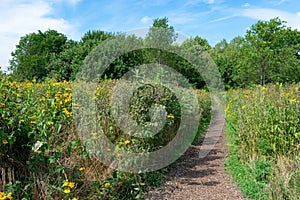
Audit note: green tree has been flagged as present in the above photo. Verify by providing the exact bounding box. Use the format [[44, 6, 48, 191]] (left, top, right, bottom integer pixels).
[[49, 30, 113, 81], [144, 17, 177, 48], [244, 17, 300, 85], [213, 18, 300, 88], [10, 30, 67, 80]]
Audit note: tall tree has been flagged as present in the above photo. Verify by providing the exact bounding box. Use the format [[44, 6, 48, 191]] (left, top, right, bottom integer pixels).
[[244, 17, 300, 85], [49, 30, 113, 81], [213, 18, 300, 88], [10, 30, 67, 80], [144, 17, 177, 48]]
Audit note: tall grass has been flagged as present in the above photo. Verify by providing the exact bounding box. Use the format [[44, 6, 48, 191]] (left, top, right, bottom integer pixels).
[[225, 83, 300, 199]]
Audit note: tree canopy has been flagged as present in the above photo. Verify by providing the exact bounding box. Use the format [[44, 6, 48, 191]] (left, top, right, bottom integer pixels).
[[8, 17, 300, 88], [213, 18, 300, 88]]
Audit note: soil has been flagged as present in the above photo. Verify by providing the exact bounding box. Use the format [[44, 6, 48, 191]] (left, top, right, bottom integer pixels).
[[145, 109, 246, 200]]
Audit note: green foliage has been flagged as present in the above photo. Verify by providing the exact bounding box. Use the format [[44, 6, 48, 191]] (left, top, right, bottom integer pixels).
[[10, 30, 67, 81], [225, 83, 300, 199], [0, 77, 211, 199], [213, 18, 300, 88], [145, 17, 177, 47]]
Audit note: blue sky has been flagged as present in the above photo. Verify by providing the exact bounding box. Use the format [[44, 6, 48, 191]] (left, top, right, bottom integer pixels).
[[1, 0, 300, 71]]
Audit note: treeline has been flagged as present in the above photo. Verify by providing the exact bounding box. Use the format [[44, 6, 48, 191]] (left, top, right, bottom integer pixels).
[[8, 17, 300, 88], [213, 17, 300, 89]]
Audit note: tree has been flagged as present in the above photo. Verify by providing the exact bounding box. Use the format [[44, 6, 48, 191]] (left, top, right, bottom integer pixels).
[[10, 30, 67, 80], [213, 18, 300, 88], [144, 17, 177, 48], [48, 30, 114, 81], [244, 17, 300, 85]]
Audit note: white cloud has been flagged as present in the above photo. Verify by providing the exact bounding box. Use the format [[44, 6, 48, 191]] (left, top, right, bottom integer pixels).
[[52, 0, 82, 6], [242, 8, 300, 30], [0, 1, 74, 71], [243, 3, 250, 7], [140, 16, 152, 24], [185, 0, 216, 6], [205, 15, 236, 24], [67, 0, 82, 5]]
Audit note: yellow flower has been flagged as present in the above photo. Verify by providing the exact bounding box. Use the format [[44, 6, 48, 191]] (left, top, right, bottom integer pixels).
[[65, 87, 72, 91], [47, 121, 54, 125], [55, 92, 62, 99], [63, 188, 71, 194], [118, 141, 123, 145], [261, 87, 267, 91], [241, 105, 246, 109], [62, 108, 72, 117], [104, 182, 111, 188], [124, 140, 130, 145], [79, 167, 85, 171], [62, 181, 69, 187], [0, 192, 6, 199], [289, 99, 296, 103], [68, 182, 75, 189], [167, 114, 175, 119], [73, 198, 79, 200], [19, 119, 25, 123], [2, 140, 8, 145], [6, 192, 12, 200]]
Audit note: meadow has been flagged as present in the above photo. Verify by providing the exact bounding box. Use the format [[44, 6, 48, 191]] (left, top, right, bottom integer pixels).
[[0, 76, 211, 199], [225, 83, 300, 199]]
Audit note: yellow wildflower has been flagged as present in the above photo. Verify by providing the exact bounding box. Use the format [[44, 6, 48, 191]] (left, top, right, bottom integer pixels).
[[62, 108, 72, 117], [124, 140, 130, 145], [6, 192, 12, 200], [65, 87, 72, 91], [2, 140, 8, 145], [261, 87, 267, 91], [167, 114, 175, 119], [0, 192, 6, 199], [63, 188, 71, 194], [289, 99, 296, 103], [19, 119, 25, 123], [68, 182, 75, 189], [62, 181, 69, 187], [241, 105, 246, 109], [79, 167, 85, 171], [118, 141, 123, 145], [73, 198, 79, 200], [55, 92, 62, 99], [104, 182, 111, 188], [47, 121, 54, 125]]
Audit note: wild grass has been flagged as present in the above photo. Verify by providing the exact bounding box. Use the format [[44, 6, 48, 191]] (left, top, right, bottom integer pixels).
[[225, 83, 300, 199]]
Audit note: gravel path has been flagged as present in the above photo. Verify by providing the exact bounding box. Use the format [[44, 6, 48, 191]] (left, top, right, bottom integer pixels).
[[145, 109, 245, 200]]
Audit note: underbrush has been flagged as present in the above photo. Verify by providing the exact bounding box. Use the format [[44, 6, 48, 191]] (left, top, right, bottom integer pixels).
[[0, 76, 211, 199], [225, 83, 300, 199]]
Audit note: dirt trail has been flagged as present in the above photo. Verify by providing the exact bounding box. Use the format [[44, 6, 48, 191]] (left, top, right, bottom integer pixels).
[[145, 109, 245, 200]]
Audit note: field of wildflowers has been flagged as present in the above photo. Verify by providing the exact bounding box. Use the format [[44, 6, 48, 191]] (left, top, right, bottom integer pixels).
[[0, 75, 211, 199], [225, 83, 300, 199]]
